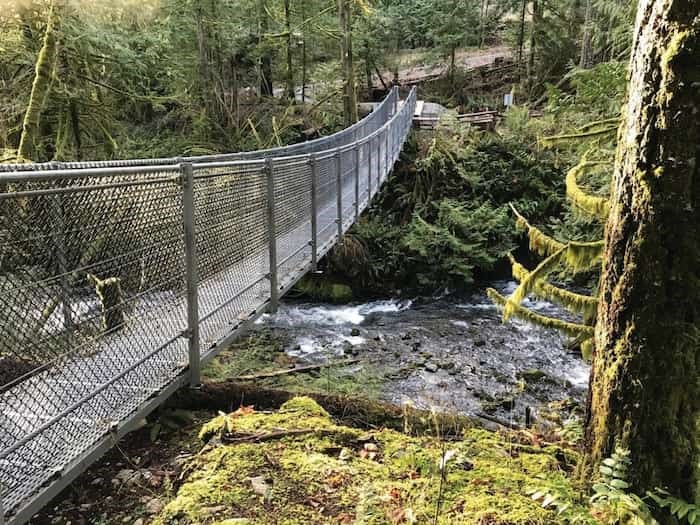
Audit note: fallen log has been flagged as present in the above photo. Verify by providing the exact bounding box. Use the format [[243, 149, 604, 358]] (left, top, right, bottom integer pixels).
[[171, 380, 485, 437], [233, 358, 361, 380]]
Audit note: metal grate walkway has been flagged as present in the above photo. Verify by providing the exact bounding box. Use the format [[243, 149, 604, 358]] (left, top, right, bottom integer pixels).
[[0, 87, 418, 524]]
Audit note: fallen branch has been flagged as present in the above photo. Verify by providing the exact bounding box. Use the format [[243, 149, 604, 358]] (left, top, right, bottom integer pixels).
[[223, 429, 319, 443], [234, 359, 361, 381]]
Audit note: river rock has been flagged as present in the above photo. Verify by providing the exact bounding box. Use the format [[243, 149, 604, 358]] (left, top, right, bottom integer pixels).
[[350, 328, 361, 336], [423, 362, 439, 373]]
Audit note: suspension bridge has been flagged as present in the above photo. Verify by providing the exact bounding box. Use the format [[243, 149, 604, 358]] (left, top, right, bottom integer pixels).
[[0, 87, 418, 524]]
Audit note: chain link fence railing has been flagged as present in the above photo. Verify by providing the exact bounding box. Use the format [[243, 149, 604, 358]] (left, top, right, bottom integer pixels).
[[0, 86, 417, 524]]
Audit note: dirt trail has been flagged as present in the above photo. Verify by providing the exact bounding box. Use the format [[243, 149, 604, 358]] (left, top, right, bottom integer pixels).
[[376, 45, 512, 87]]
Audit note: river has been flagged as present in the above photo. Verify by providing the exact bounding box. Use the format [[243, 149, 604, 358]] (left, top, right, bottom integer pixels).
[[257, 281, 590, 426]]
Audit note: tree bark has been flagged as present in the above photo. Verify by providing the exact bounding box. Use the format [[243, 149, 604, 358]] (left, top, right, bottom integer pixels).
[[526, 0, 540, 99], [284, 0, 295, 100], [18, 1, 58, 162], [585, 0, 700, 500], [338, 0, 358, 126], [259, 0, 274, 97], [517, 0, 526, 79], [579, 0, 593, 68]]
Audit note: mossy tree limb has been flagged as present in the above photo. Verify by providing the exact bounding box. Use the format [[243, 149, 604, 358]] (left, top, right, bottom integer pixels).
[[510, 254, 599, 319], [565, 160, 611, 220], [488, 288, 595, 339], [511, 204, 604, 272], [585, 0, 700, 501], [17, 1, 59, 162]]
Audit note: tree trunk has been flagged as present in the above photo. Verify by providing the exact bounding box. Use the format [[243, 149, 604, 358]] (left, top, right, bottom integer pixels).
[[579, 0, 593, 68], [517, 0, 526, 79], [585, 0, 700, 501], [338, 0, 358, 126], [478, 0, 490, 48], [301, 0, 307, 105], [284, 0, 295, 100], [526, 0, 539, 99], [259, 0, 274, 97], [18, 1, 58, 162]]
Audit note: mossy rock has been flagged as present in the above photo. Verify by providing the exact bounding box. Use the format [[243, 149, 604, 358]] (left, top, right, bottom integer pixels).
[[154, 397, 588, 524], [292, 275, 353, 303]]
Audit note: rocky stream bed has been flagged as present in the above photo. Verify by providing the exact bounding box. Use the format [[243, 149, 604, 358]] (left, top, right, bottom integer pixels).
[[257, 281, 590, 426]]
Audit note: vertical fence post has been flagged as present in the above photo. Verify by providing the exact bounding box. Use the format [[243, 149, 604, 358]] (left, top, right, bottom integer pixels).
[[376, 132, 382, 188], [309, 154, 318, 271], [181, 162, 200, 388], [354, 146, 360, 220], [384, 128, 390, 180], [367, 140, 373, 200], [265, 158, 279, 313], [336, 150, 343, 243]]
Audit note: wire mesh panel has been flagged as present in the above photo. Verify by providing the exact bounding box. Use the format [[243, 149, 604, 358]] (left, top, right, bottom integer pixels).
[[0, 166, 189, 516], [314, 152, 340, 256], [273, 158, 314, 288], [0, 87, 417, 524], [191, 162, 270, 351]]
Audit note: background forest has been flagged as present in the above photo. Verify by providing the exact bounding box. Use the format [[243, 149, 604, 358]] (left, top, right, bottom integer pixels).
[[0, 0, 633, 163]]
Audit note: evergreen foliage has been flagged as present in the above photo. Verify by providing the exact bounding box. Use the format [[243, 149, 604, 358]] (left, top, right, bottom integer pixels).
[[329, 126, 567, 295]]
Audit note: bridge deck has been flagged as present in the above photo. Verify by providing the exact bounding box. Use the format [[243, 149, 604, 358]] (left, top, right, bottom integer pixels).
[[0, 88, 417, 524]]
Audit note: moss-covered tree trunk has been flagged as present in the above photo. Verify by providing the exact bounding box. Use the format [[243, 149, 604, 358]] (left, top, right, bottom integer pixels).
[[17, 1, 58, 162], [585, 0, 700, 501]]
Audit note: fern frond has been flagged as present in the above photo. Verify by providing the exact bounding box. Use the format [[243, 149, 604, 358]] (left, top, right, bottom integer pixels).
[[488, 289, 595, 338], [566, 160, 610, 220], [509, 254, 599, 319]]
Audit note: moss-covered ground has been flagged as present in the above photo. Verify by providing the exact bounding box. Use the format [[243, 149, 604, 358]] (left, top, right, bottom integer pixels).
[[154, 397, 588, 525]]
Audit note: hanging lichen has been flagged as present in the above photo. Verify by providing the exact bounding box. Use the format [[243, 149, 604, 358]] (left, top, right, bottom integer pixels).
[[503, 247, 566, 322], [510, 255, 599, 319], [565, 159, 611, 220], [511, 204, 603, 273], [511, 204, 564, 256], [488, 288, 594, 339], [17, 1, 60, 162]]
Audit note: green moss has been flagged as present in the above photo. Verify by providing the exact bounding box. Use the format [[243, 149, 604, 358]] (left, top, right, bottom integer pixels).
[[292, 275, 353, 303], [279, 396, 331, 418], [154, 397, 590, 524]]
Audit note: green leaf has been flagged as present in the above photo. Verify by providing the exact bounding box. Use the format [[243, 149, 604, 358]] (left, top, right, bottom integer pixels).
[[602, 458, 617, 467], [599, 465, 613, 476], [592, 483, 610, 495], [677, 503, 691, 519], [610, 479, 629, 489], [541, 494, 557, 508]]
